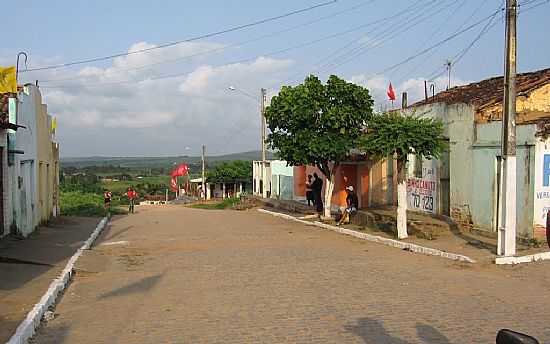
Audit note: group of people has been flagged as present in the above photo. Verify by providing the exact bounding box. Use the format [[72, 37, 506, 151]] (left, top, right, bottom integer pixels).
[[305, 173, 324, 213], [305, 173, 358, 225], [103, 187, 139, 214]]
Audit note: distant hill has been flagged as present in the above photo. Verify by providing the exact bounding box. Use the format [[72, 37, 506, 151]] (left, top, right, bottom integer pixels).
[[61, 150, 276, 169]]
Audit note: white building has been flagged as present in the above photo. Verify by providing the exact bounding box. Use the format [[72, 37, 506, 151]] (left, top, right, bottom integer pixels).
[[253, 160, 294, 200], [0, 84, 59, 237]]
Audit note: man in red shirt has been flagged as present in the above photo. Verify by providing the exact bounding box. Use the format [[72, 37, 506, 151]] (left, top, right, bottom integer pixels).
[[126, 187, 138, 214]]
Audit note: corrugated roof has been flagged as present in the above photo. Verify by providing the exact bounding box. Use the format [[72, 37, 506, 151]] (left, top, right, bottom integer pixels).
[[409, 68, 550, 111]]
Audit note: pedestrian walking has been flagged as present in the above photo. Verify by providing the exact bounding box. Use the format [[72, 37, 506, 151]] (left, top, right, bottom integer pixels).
[[126, 187, 138, 214], [306, 174, 315, 206], [337, 186, 359, 226], [311, 173, 324, 215]]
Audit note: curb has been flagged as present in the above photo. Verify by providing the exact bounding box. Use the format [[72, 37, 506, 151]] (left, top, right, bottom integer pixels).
[[495, 251, 550, 265], [6, 217, 109, 344], [258, 209, 476, 264]]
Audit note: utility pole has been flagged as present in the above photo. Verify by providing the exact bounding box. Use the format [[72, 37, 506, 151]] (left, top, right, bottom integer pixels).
[[202, 145, 206, 201], [498, 0, 517, 257], [260, 88, 268, 198], [446, 60, 452, 90]]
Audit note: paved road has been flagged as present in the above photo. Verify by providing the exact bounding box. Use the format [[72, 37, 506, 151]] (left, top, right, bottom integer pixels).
[[33, 206, 550, 343]]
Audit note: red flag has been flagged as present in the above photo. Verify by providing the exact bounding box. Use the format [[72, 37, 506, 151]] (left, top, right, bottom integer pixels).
[[170, 163, 189, 177], [172, 163, 189, 177], [387, 82, 396, 101], [170, 177, 178, 191]]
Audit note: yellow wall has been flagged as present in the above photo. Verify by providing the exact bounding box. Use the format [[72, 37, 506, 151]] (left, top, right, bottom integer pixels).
[[36, 104, 58, 223], [477, 84, 550, 123]]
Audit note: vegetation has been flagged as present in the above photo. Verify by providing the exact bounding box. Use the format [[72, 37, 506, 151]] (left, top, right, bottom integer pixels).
[[206, 160, 252, 183], [60, 191, 126, 216], [358, 112, 447, 238], [59, 155, 256, 216], [189, 198, 241, 210], [265, 75, 374, 217]]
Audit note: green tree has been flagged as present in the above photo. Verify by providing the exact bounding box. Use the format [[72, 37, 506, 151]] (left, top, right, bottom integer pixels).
[[207, 160, 252, 183], [359, 112, 447, 239], [265, 75, 374, 217]]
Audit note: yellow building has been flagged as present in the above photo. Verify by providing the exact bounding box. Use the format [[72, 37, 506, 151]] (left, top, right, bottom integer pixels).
[[36, 102, 59, 223]]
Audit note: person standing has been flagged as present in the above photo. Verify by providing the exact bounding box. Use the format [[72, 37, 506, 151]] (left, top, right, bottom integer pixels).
[[126, 187, 138, 214], [311, 173, 324, 215], [305, 174, 315, 206], [103, 190, 112, 214]]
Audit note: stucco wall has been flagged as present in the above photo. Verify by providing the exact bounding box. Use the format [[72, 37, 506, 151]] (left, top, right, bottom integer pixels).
[[13, 85, 40, 235], [533, 139, 550, 238], [0, 132, 10, 236], [478, 84, 550, 123], [270, 161, 293, 200]]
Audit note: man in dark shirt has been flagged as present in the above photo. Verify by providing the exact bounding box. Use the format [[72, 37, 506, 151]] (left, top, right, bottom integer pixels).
[[337, 186, 358, 226], [311, 173, 324, 215]]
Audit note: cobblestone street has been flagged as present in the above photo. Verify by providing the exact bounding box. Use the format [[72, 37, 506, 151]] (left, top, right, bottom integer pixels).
[[33, 206, 550, 343]]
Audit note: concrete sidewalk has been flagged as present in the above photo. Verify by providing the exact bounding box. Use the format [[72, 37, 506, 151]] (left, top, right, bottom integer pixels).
[[0, 217, 100, 342], [253, 196, 549, 264]]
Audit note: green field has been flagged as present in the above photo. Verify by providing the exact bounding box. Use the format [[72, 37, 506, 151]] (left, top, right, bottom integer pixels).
[[61, 150, 275, 169], [60, 191, 127, 216], [101, 175, 173, 194]]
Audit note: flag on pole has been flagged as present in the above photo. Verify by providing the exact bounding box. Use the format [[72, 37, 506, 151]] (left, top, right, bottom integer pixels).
[[0, 67, 17, 93], [386, 82, 396, 101], [170, 177, 178, 192]]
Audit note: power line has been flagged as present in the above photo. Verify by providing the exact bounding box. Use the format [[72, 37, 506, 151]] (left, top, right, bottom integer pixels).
[[373, 8, 503, 78], [394, 0, 470, 80], [47, 4, 439, 89], [316, 0, 458, 75], [281, 0, 430, 84], [40, 0, 377, 84], [21, 0, 337, 73], [425, 0, 545, 81]]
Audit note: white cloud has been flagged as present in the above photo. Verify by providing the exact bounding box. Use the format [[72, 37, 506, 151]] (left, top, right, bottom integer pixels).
[[7, 43, 295, 156]]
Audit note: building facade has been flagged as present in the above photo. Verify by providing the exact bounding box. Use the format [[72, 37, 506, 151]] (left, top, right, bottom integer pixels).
[[403, 68, 550, 239], [0, 84, 59, 237]]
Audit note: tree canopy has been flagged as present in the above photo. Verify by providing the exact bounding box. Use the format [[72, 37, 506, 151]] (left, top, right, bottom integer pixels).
[[206, 160, 252, 183], [359, 111, 447, 164], [265, 75, 374, 178]]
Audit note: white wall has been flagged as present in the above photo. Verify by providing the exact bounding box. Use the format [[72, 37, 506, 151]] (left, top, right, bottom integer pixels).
[[12, 85, 40, 236], [533, 139, 550, 236]]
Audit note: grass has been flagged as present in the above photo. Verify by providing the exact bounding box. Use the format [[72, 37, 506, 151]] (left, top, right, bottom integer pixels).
[[101, 175, 172, 194], [60, 191, 127, 217], [189, 198, 241, 210]]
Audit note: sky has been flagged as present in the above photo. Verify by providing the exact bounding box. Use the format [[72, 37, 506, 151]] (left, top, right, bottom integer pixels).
[[3, 0, 549, 157]]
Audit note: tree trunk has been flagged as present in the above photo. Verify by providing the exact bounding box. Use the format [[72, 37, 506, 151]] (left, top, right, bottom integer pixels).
[[323, 171, 336, 219], [396, 159, 408, 239]]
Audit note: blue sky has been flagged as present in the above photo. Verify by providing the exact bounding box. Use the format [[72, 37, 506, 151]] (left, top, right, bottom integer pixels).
[[3, 0, 549, 156]]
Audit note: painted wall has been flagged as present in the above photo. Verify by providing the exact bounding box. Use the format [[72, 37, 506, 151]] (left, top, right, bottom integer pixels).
[[533, 139, 550, 238], [406, 158, 438, 214], [294, 163, 367, 210], [471, 122, 536, 237], [293, 166, 306, 200], [12, 85, 40, 236], [0, 132, 10, 237], [270, 160, 294, 200], [405, 101, 542, 238], [252, 161, 271, 196]]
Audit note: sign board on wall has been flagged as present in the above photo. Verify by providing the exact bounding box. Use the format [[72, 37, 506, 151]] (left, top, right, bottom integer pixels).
[[533, 143, 550, 232], [407, 164, 437, 214]]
